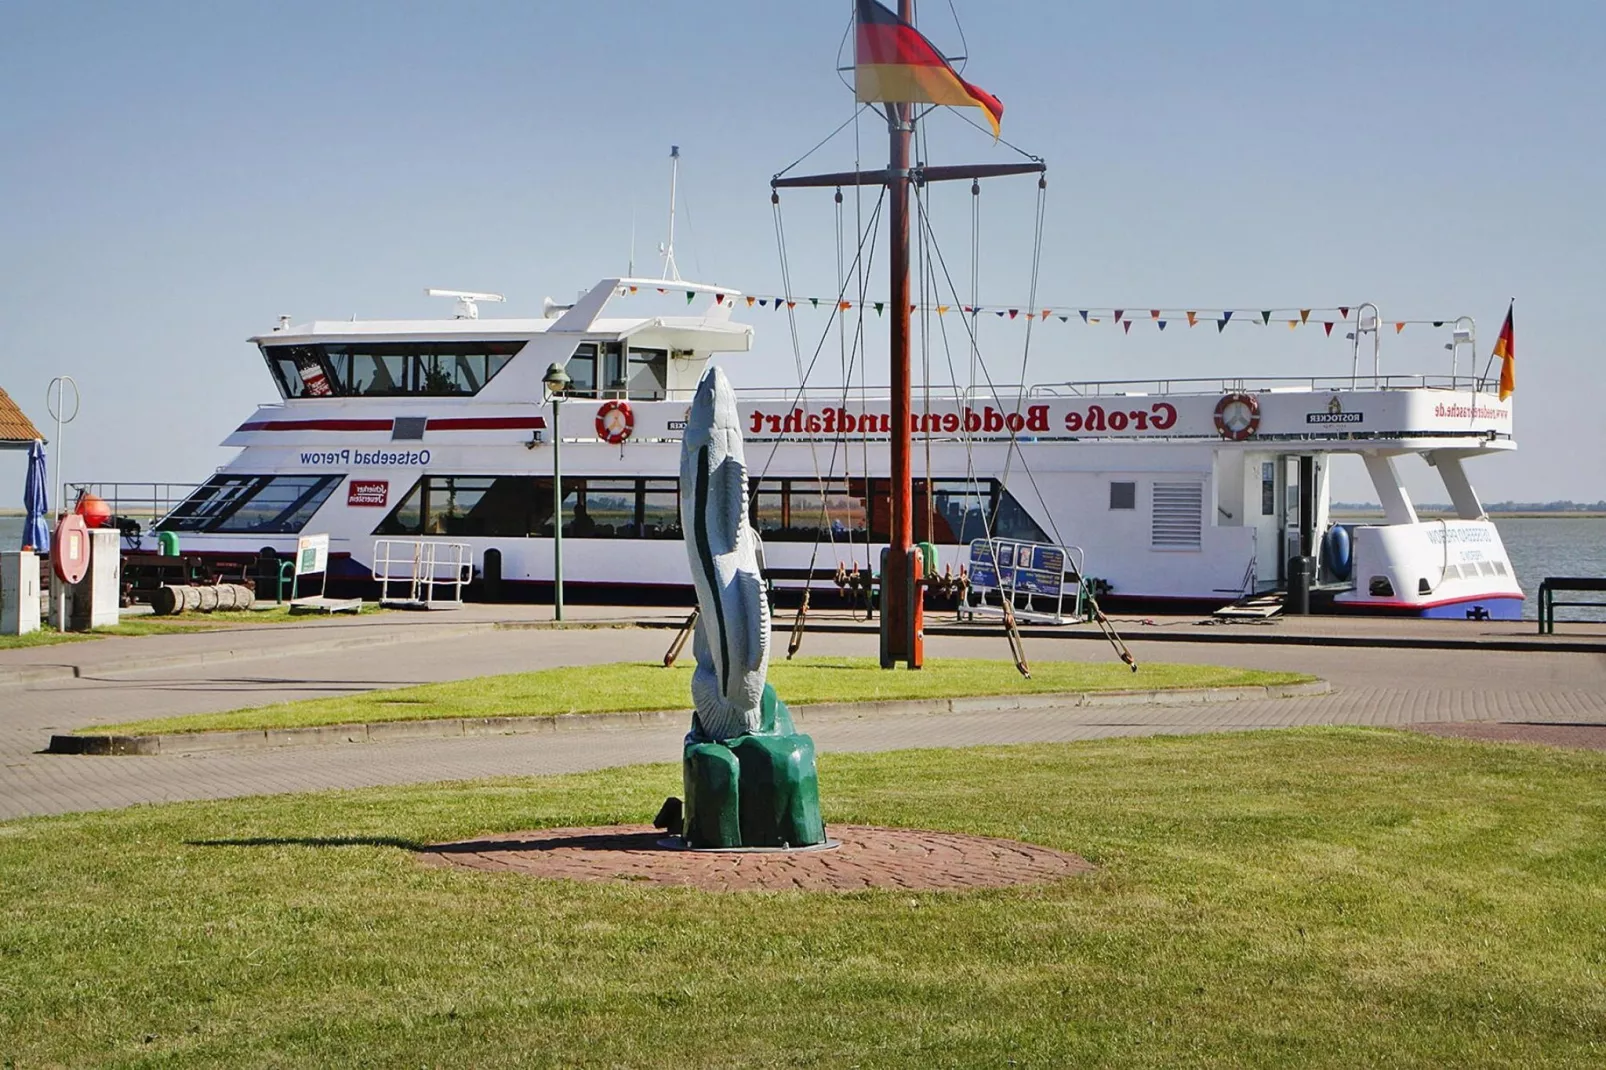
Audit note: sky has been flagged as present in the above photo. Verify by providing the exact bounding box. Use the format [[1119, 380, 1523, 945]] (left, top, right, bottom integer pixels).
[[2, 0, 1603, 508]]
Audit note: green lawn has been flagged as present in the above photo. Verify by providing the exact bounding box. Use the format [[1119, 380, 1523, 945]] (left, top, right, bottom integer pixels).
[[0, 603, 379, 652], [79, 656, 1314, 737], [1, 729, 1603, 1067]]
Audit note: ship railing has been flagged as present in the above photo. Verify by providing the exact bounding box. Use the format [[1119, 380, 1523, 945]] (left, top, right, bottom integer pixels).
[[1026, 374, 1497, 398], [64, 482, 200, 551], [727, 385, 1031, 404]]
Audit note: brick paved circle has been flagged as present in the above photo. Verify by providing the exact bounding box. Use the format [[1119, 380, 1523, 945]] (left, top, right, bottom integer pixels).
[[419, 824, 1095, 891]]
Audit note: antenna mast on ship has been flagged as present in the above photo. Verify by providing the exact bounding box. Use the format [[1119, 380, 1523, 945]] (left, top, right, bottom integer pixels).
[[772, 0, 1044, 669], [661, 145, 683, 282]]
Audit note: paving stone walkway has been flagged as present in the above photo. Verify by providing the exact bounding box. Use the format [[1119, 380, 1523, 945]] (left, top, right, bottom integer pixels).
[[419, 824, 1095, 891], [4, 622, 1603, 821]]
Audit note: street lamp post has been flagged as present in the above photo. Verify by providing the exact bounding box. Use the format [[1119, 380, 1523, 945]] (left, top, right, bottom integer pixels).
[[542, 362, 573, 621]]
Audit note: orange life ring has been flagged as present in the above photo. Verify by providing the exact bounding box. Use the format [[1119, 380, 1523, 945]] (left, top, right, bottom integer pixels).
[[1213, 392, 1260, 440], [595, 399, 634, 444]]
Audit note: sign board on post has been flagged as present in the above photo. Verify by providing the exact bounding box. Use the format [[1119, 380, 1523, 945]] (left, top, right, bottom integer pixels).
[[287, 533, 360, 615], [295, 533, 330, 578]]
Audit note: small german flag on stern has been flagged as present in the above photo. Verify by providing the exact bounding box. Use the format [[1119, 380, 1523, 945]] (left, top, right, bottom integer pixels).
[[1493, 301, 1515, 401], [855, 0, 1004, 137]]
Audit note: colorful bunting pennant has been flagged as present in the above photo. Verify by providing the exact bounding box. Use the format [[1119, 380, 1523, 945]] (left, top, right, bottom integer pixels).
[[1186, 311, 1198, 327], [745, 295, 755, 307], [1218, 311, 1233, 332], [1008, 309, 1019, 319], [714, 293, 724, 304], [1260, 310, 1272, 324], [1323, 322, 1335, 336], [810, 297, 819, 308], [1150, 309, 1161, 320], [874, 302, 884, 315], [1122, 320, 1132, 334], [1395, 322, 1405, 334], [1157, 320, 1167, 331], [937, 304, 950, 315], [1338, 306, 1349, 319], [1300, 309, 1311, 324], [1287, 320, 1298, 330], [686, 291, 695, 304], [1078, 310, 1089, 323], [840, 300, 852, 311]]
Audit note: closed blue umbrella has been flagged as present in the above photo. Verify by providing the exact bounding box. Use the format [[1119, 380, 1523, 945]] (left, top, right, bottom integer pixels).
[[22, 439, 49, 553]]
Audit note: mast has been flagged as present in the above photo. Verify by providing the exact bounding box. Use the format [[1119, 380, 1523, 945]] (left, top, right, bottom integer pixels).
[[883, 0, 918, 668], [770, 0, 1044, 670], [662, 145, 682, 282]]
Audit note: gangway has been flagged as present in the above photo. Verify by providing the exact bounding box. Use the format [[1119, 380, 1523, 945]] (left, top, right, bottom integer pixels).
[[373, 539, 471, 609]]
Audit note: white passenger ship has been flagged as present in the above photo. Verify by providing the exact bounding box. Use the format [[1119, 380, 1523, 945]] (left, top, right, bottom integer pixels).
[[156, 279, 1522, 619]]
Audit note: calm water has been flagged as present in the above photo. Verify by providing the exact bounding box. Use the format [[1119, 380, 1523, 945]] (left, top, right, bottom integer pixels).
[[3, 514, 1602, 621]]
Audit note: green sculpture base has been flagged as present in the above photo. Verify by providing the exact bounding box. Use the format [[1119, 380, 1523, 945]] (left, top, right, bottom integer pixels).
[[681, 685, 826, 849]]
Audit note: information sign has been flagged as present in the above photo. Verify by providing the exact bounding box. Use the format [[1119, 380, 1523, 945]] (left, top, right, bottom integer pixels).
[[295, 533, 330, 577]]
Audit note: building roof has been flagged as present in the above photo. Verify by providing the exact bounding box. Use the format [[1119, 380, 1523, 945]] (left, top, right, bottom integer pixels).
[[0, 386, 45, 449]]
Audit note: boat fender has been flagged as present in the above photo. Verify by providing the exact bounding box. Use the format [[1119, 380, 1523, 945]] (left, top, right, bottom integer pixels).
[[595, 400, 634, 444], [1213, 392, 1260, 440], [1323, 524, 1353, 582]]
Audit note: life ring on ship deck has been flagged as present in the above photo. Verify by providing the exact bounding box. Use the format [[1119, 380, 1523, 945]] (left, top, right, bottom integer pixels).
[[1213, 392, 1260, 440], [595, 400, 634, 444]]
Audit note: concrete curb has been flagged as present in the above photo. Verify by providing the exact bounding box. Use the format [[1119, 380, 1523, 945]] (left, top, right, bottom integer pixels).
[[47, 679, 1330, 756]]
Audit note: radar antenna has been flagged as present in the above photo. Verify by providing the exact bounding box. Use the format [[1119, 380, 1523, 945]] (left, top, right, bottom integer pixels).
[[424, 288, 505, 320]]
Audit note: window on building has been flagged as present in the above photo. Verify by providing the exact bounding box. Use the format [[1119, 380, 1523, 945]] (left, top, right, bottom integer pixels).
[[160, 475, 341, 534], [1109, 481, 1136, 510]]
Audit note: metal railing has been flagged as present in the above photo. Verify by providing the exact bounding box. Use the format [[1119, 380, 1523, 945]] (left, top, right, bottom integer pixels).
[[372, 538, 472, 609], [961, 538, 1087, 625], [64, 482, 200, 550], [1027, 374, 1497, 398]]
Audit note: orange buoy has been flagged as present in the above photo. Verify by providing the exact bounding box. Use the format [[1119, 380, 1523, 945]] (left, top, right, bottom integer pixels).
[[75, 493, 113, 529]]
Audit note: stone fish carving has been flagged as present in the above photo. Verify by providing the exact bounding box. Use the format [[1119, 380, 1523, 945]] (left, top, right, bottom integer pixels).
[[675, 367, 825, 848]]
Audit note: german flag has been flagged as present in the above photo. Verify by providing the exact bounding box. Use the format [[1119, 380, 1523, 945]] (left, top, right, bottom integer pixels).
[[855, 0, 1004, 137], [1493, 301, 1515, 400]]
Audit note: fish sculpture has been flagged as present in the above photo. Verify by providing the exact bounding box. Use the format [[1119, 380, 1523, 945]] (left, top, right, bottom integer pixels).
[[674, 366, 825, 848], [678, 365, 770, 740]]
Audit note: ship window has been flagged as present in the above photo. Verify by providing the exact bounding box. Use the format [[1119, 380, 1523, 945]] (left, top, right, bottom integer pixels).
[[1109, 481, 1136, 510], [629, 348, 668, 399], [749, 477, 1047, 545], [923, 481, 993, 544], [374, 476, 689, 540], [377, 475, 550, 538], [160, 474, 340, 534], [563, 344, 599, 398], [260, 341, 523, 399], [1369, 576, 1395, 597], [1494, 560, 1508, 575], [640, 480, 683, 540]]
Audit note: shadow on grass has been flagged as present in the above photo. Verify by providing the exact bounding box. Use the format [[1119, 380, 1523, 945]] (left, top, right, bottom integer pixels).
[[188, 836, 427, 851], [186, 831, 670, 856]]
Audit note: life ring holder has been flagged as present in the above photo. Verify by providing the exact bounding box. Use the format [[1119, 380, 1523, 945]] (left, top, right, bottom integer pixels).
[[1213, 392, 1261, 441], [595, 399, 634, 444]]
